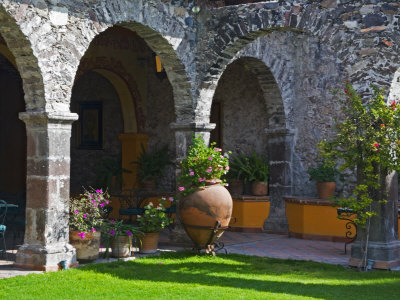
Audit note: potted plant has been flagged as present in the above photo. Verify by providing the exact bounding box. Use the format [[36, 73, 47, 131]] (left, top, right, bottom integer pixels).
[[101, 219, 143, 258], [307, 162, 340, 200], [178, 136, 232, 250], [69, 188, 110, 262], [131, 144, 172, 190], [137, 197, 174, 253], [95, 157, 131, 192], [246, 152, 269, 196], [226, 153, 249, 195]]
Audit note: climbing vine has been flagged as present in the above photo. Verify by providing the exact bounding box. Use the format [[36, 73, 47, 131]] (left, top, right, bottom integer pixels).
[[319, 82, 400, 227]]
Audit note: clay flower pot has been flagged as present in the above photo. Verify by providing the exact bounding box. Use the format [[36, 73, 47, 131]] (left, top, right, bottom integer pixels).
[[111, 235, 132, 258], [69, 231, 101, 262], [317, 182, 336, 200], [251, 181, 268, 196], [179, 182, 232, 249], [229, 179, 244, 195], [140, 232, 160, 254]]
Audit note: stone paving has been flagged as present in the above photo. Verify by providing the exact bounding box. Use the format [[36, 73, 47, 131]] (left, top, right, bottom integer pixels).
[[0, 231, 351, 279]]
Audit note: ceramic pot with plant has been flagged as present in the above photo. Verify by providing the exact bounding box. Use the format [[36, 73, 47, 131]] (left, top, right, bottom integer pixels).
[[101, 219, 143, 258], [137, 197, 174, 253], [307, 163, 339, 200], [226, 153, 249, 195], [69, 188, 110, 262], [131, 144, 172, 190], [178, 136, 232, 250], [247, 152, 269, 196]]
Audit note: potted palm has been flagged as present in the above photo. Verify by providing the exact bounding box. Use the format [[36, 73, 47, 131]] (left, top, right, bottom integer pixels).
[[226, 153, 249, 195], [69, 188, 110, 262], [137, 197, 174, 253], [95, 157, 131, 192], [307, 162, 340, 200], [131, 144, 172, 190], [247, 152, 269, 196], [101, 219, 143, 258]]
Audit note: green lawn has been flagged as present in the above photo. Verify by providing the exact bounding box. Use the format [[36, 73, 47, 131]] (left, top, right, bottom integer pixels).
[[1, 252, 400, 299]]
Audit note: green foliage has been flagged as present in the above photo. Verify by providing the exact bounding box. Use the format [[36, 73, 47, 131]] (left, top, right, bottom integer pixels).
[[307, 163, 340, 182], [178, 135, 231, 196], [137, 197, 174, 233], [69, 188, 110, 234], [95, 157, 131, 191], [131, 144, 172, 186], [319, 83, 400, 227], [227, 152, 269, 183]]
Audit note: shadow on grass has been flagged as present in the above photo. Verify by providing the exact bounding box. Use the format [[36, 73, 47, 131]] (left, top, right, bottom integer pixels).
[[81, 252, 400, 299]]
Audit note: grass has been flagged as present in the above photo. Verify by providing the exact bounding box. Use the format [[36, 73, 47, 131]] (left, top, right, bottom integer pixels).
[[1, 252, 400, 299]]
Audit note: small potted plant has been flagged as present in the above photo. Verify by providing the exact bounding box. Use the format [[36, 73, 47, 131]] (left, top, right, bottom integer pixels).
[[69, 188, 110, 262], [246, 152, 269, 196], [137, 197, 174, 253], [131, 144, 172, 190], [226, 153, 249, 195], [101, 219, 143, 258], [95, 157, 131, 192], [307, 162, 340, 200]]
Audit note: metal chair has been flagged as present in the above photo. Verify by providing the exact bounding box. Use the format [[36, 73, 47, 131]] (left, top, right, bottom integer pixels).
[[0, 200, 8, 259]]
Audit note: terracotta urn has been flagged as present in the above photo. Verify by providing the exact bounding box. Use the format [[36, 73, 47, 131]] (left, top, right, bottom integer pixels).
[[179, 182, 233, 249], [69, 230, 101, 262], [111, 235, 132, 258], [251, 181, 268, 196], [317, 182, 336, 200], [140, 232, 160, 254]]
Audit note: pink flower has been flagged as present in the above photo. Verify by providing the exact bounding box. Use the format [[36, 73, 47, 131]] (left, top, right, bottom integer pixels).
[[74, 210, 79, 214], [100, 203, 104, 207], [77, 232, 85, 239], [126, 230, 132, 236], [96, 189, 102, 193], [215, 148, 222, 152], [374, 143, 379, 147], [168, 197, 174, 202], [149, 202, 153, 206], [89, 194, 93, 198], [83, 214, 87, 218], [157, 206, 162, 210], [208, 157, 213, 160], [91, 200, 96, 204], [178, 187, 185, 191], [198, 177, 205, 182], [225, 166, 230, 170], [206, 167, 212, 173], [189, 171, 195, 176], [106, 200, 109, 204], [111, 219, 115, 223], [225, 183, 229, 187], [91, 228, 96, 232]]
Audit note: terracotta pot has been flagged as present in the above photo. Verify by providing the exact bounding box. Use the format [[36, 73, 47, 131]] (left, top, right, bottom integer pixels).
[[179, 183, 232, 249], [229, 180, 244, 195], [69, 231, 101, 262], [141, 179, 157, 190], [251, 181, 268, 196], [317, 182, 336, 200], [111, 235, 132, 258], [140, 232, 159, 254]]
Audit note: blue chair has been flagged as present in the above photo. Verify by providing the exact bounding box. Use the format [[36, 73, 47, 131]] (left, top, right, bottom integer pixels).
[[0, 200, 8, 259]]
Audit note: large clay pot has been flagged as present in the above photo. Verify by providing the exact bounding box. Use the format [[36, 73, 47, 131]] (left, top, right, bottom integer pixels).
[[317, 182, 336, 200], [251, 181, 268, 196], [179, 183, 233, 249], [140, 232, 159, 254], [69, 231, 101, 262], [111, 235, 132, 258]]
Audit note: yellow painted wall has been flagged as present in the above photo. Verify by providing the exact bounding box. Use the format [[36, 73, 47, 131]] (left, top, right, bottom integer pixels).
[[286, 202, 356, 238], [230, 199, 270, 229]]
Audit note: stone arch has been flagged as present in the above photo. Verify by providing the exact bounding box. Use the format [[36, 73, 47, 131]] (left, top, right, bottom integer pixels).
[[0, 5, 45, 110]]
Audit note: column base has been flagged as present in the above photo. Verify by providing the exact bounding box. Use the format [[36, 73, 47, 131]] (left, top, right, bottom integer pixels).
[[15, 243, 77, 272], [350, 240, 400, 270], [263, 216, 289, 234]]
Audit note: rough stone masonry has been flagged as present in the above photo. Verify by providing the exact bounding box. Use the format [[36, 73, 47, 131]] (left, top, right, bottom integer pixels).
[[0, 0, 399, 269]]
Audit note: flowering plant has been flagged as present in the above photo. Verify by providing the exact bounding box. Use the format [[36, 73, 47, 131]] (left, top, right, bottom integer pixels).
[[178, 136, 231, 196], [137, 197, 174, 233], [69, 188, 110, 239]]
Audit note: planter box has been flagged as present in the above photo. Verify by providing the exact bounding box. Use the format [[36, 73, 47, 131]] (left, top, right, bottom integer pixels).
[[284, 196, 355, 242], [229, 196, 270, 232]]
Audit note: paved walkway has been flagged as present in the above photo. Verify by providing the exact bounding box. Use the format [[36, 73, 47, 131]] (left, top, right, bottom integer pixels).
[[0, 231, 350, 279]]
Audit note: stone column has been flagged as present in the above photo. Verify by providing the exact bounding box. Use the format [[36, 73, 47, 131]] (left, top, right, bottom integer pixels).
[[15, 111, 78, 271], [263, 128, 294, 233], [350, 171, 400, 270], [169, 122, 216, 245]]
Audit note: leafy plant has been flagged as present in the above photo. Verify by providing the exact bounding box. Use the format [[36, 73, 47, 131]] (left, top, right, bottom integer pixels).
[[227, 152, 269, 183], [101, 219, 143, 258], [131, 144, 172, 186], [137, 197, 174, 233], [319, 83, 400, 228], [307, 163, 340, 182], [226, 153, 250, 182], [69, 188, 110, 238], [178, 135, 231, 196], [95, 157, 131, 191]]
